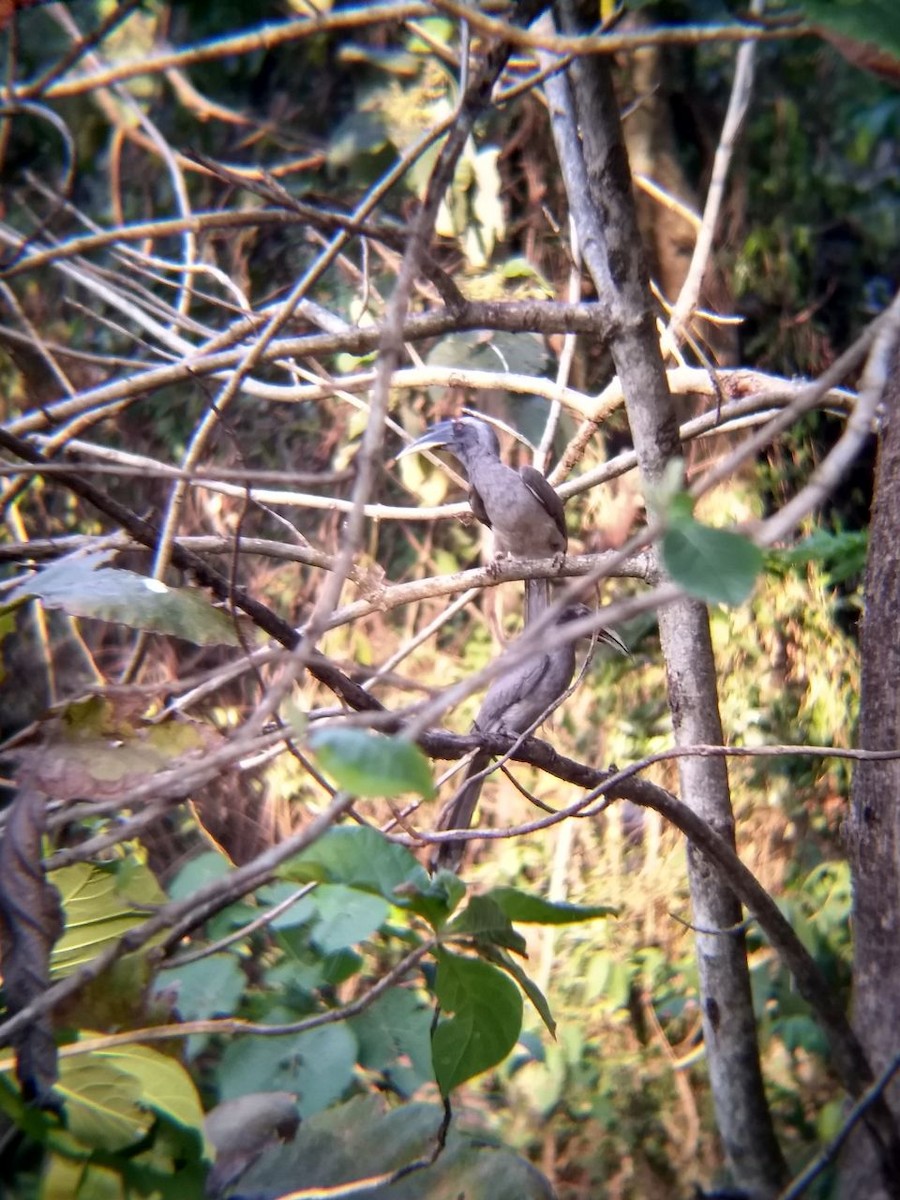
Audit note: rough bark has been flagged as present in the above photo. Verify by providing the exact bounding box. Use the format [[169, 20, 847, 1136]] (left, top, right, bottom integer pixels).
[[547, 5, 788, 1193], [842, 339, 900, 1198]]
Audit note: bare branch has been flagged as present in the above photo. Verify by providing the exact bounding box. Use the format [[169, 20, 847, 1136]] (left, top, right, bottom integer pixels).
[[431, 2, 809, 56]]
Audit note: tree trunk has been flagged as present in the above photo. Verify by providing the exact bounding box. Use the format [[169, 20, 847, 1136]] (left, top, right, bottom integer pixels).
[[842, 338, 900, 1198], [545, 5, 788, 1193]]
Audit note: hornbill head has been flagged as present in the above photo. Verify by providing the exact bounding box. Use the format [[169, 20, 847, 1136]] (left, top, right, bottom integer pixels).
[[558, 602, 630, 657], [397, 415, 501, 462]]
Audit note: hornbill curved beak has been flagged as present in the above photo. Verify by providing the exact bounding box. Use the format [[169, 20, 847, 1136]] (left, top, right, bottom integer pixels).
[[595, 626, 630, 657], [559, 602, 629, 658], [396, 420, 459, 459]]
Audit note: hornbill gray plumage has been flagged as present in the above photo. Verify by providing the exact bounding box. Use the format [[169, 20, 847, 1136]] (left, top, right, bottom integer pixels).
[[431, 604, 626, 872], [399, 415, 567, 623]]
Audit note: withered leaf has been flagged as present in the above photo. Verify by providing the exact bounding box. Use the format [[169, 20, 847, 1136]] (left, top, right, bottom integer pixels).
[[15, 698, 221, 803]]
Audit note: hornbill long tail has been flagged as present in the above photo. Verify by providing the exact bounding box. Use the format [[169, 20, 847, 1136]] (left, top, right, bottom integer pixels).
[[431, 604, 627, 872], [399, 415, 567, 623]]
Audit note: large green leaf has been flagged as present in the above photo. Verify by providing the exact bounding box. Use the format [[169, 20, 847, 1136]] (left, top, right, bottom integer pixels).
[[55, 1058, 149, 1153], [280, 826, 431, 907], [309, 728, 436, 799], [485, 887, 618, 925], [663, 516, 763, 606], [36, 1154, 123, 1200], [445, 895, 527, 955], [350, 989, 435, 1096], [50, 861, 168, 978], [235, 1094, 556, 1199], [84, 1042, 206, 1139], [307, 884, 391, 953], [56, 1042, 206, 1154], [166, 850, 232, 900], [7, 550, 242, 646], [217, 1022, 358, 1119], [431, 950, 523, 1095], [155, 954, 246, 1022], [482, 945, 556, 1040]]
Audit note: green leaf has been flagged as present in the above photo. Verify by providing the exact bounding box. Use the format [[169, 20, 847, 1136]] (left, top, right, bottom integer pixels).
[[350, 989, 435, 1095], [499, 257, 554, 295], [482, 945, 556, 1039], [56, 1057, 150, 1153], [485, 887, 618, 925], [155, 954, 246, 1022], [234, 1094, 556, 1199], [309, 728, 436, 799], [663, 517, 763, 605], [426, 329, 547, 381], [802, 0, 900, 61], [405, 15, 454, 54], [167, 850, 231, 900], [431, 950, 523, 1094], [646, 459, 688, 517], [307, 884, 391, 953], [281, 826, 431, 906], [399, 870, 467, 931], [667, 489, 695, 524], [217, 1022, 358, 1119], [280, 827, 459, 931], [7, 550, 243, 646], [767, 528, 868, 585], [773, 1013, 829, 1059], [56, 1042, 206, 1154], [50, 862, 168, 978], [39, 1155, 122, 1200], [424, 870, 467, 919], [87, 1042, 206, 1140], [446, 895, 527, 955]]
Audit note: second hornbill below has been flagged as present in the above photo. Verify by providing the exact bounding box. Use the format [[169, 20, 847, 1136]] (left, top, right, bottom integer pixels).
[[399, 415, 567, 623], [431, 604, 626, 872]]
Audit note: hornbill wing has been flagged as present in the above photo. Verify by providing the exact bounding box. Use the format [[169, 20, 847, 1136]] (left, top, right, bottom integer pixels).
[[468, 483, 492, 530], [430, 643, 573, 874], [474, 653, 558, 735], [518, 466, 567, 623], [519, 466, 567, 552], [430, 604, 624, 873]]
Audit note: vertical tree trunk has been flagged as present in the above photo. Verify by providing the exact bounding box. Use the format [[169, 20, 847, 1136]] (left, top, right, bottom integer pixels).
[[842, 339, 900, 1198], [546, 6, 788, 1192]]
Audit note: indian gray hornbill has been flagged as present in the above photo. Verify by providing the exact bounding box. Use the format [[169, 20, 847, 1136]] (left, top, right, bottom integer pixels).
[[399, 415, 567, 623], [431, 604, 626, 872]]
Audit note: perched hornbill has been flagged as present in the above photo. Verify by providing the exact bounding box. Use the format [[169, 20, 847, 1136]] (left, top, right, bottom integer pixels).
[[400, 415, 567, 623], [431, 604, 626, 871]]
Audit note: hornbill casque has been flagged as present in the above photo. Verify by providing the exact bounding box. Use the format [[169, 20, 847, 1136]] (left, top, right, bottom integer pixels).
[[431, 604, 627, 872], [399, 415, 567, 623]]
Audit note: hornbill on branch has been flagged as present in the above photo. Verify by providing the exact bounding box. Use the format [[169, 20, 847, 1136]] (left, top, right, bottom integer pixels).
[[399, 415, 567, 623], [431, 604, 627, 872]]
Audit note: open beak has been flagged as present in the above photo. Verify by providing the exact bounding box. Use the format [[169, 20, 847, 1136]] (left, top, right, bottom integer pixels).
[[395, 419, 457, 460], [562, 604, 629, 657], [595, 627, 630, 657]]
